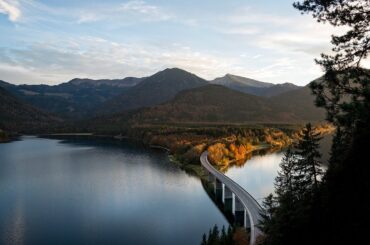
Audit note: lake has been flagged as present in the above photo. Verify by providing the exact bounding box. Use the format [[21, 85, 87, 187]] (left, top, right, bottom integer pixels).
[[225, 134, 332, 204], [0, 135, 331, 244], [225, 152, 284, 203], [0, 137, 228, 245]]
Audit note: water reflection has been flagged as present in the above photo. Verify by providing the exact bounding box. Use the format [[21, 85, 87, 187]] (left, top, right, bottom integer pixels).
[[225, 152, 284, 203], [3, 200, 25, 245], [224, 135, 332, 203], [0, 136, 228, 245]]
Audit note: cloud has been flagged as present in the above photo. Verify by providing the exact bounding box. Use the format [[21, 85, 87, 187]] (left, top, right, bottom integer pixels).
[[219, 8, 349, 57], [1, 2, 345, 86], [76, 12, 100, 24], [219, 26, 260, 35], [76, 1, 173, 24], [1, 0, 173, 25], [120, 0, 162, 15], [0, 31, 328, 86], [1, 36, 314, 85], [228, 8, 293, 27], [0, 0, 21, 22], [0, 37, 240, 84]]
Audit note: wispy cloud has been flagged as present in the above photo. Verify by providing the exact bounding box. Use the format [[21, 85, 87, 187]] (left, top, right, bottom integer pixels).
[[0, 37, 241, 84], [219, 7, 349, 57], [120, 0, 166, 15], [2, 1, 363, 86], [77, 0, 173, 24], [0, 34, 325, 85], [0, 0, 21, 22]]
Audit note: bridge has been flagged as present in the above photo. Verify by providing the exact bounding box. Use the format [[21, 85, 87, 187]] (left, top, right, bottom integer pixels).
[[200, 151, 264, 245]]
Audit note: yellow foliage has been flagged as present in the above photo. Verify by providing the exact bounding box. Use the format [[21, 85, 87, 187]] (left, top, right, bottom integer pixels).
[[208, 143, 227, 166]]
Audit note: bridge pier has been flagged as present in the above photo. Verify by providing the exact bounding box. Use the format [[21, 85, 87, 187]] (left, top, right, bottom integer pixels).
[[245, 208, 250, 229], [222, 183, 225, 203], [201, 151, 263, 245], [224, 186, 234, 213], [235, 196, 250, 228], [208, 171, 215, 182], [215, 178, 223, 203], [232, 193, 235, 215]]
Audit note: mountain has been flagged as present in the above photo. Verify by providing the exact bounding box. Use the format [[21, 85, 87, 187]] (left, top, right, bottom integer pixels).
[[129, 84, 273, 123], [1, 68, 318, 127], [0, 87, 61, 132], [0, 77, 144, 119], [67, 77, 143, 87], [212, 74, 273, 88], [125, 84, 324, 124], [210, 74, 300, 97], [98, 68, 208, 114], [269, 85, 326, 122]]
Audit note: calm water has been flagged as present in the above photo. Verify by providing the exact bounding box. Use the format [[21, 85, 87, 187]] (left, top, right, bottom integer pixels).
[[225, 152, 284, 203], [225, 134, 332, 203], [0, 137, 228, 245]]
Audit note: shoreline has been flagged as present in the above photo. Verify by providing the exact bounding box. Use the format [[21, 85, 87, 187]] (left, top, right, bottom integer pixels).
[[15, 122, 334, 178]]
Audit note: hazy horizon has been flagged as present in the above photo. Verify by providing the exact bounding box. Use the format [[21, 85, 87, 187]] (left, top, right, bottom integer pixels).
[[1, 67, 311, 86]]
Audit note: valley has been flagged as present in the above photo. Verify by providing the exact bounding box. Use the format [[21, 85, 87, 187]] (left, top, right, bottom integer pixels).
[[1, 68, 318, 124], [0, 67, 332, 168]]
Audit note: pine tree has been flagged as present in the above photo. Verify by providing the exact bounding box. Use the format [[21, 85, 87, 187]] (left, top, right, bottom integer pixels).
[[207, 229, 213, 244], [227, 226, 233, 245], [201, 225, 235, 245], [275, 147, 298, 198], [220, 226, 227, 245], [201, 233, 207, 245], [260, 147, 303, 245], [295, 123, 323, 193], [260, 125, 326, 245], [202, 225, 221, 245], [259, 194, 276, 243]]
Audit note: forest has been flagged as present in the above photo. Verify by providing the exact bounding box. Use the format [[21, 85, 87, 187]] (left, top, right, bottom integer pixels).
[[259, 0, 369, 244], [202, 0, 370, 244]]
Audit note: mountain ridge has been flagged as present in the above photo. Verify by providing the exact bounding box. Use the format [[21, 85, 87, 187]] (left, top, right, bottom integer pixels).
[[67, 77, 144, 87], [103, 84, 325, 126], [210, 74, 301, 97], [213, 74, 274, 88], [1, 68, 318, 128], [97, 68, 208, 115], [0, 77, 144, 119]]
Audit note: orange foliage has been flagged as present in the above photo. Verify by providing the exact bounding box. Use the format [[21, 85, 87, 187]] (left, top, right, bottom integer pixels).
[[208, 143, 228, 166], [233, 228, 249, 245]]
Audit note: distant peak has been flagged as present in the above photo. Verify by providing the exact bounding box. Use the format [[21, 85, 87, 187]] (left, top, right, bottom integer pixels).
[[68, 78, 89, 83], [161, 67, 189, 73], [225, 73, 236, 78], [154, 67, 199, 78], [212, 73, 273, 88], [276, 82, 299, 87]]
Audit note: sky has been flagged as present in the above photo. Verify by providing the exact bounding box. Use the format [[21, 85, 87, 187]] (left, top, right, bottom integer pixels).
[[0, 0, 352, 85]]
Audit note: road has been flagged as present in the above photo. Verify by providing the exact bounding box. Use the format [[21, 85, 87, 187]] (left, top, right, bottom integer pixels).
[[200, 151, 264, 245]]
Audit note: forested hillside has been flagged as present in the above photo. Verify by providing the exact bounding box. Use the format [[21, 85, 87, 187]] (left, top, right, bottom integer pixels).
[[97, 68, 208, 114], [0, 87, 61, 132], [0, 77, 143, 119], [127, 84, 324, 124]]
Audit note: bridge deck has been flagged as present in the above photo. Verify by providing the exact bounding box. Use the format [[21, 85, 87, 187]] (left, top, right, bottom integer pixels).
[[200, 151, 263, 245]]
